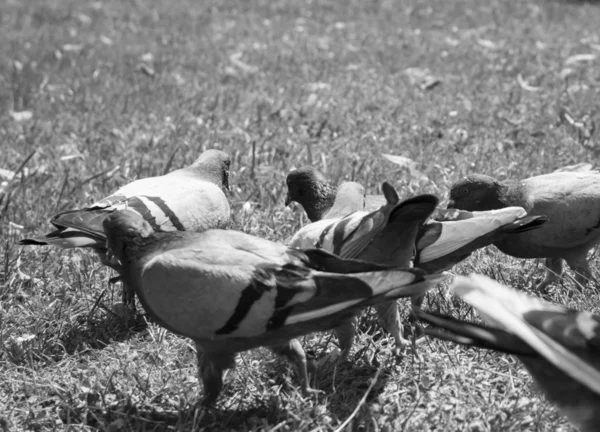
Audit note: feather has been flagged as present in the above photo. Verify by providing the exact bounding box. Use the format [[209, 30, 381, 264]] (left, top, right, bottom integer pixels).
[[20, 149, 232, 310], [449, 171, 600, 292], [417, 274, 600, 432], [103, 209, 447, 404]]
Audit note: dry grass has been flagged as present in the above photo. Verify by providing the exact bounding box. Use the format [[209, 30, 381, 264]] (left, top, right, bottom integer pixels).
[[2, 0, 600, 430]]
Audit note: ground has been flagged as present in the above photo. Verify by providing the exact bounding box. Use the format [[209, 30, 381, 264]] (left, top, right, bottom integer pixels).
[[1, 0, 600, 430]]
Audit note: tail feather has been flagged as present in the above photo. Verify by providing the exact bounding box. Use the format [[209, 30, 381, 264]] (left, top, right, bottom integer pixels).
[[298, 248, 397, 273], [51, 207, 111, 239], [416, 210, 548, 271], [336, 193, 439, 262], [415, 309, 536, 356], [452, 275, 600, 395], [20, 227, 105, 248], [284, 268, 446, 326], [19, 207, 109, 249], [501, 215, 549, 234]]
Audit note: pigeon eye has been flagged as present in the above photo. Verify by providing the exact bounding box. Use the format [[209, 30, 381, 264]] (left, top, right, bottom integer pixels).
[[460, 187, 469, 196]]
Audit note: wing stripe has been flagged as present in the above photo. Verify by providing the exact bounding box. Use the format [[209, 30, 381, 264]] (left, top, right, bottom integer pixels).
[[316, 222, 335, 248], [144, 195, 186, 231], [332, 215, 359, 254], [215, 284, 264, 335], [126, 197, 162, 231]]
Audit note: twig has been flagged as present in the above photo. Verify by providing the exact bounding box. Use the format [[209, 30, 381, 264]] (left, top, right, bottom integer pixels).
[[333, 367, 381, 432], [71, 164, 119, 193], [53, 169, 69, 214], [162, 146, 179, 175], [250, 140, 256, 180]]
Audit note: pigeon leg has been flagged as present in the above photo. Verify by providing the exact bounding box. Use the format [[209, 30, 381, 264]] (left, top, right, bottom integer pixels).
[[313, 320, 356, 370], [195, 343, 236, 406], [335, 319, 356, 361], [536, 258, 563, 293], [121, 282, 136, 313], [565, 252, 593, 291], [374, 300, 408, 356], [97, 250, 137, 314], [270, 339, 322, 395]]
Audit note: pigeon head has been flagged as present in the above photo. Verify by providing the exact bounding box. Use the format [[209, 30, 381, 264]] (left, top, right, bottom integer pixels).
[[103, 209, 154, 262], [193, 149, 232, 192], [448, 174, 504, 211], [285, 167, 337, 222]]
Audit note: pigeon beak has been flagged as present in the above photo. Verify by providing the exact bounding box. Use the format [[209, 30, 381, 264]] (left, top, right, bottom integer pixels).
[[284, 193, 292, 206], [447, 200, 455, 209]]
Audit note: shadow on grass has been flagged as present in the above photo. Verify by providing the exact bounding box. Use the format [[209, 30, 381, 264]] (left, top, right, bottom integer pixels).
[[59, 311, 149, 355], [59, 397, 313, 431]]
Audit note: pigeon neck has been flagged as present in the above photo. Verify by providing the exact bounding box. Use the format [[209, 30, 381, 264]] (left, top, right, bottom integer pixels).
[[497, 180, 527, 209], [305, 184, 337, 222], [189, 161, 226, 186]]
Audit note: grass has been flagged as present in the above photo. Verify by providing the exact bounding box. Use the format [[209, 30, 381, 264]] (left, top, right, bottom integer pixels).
[[1, 0, 600, 429]]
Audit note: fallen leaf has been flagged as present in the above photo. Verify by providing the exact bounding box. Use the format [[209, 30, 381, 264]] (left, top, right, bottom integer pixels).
[[381, 154, 417, 170], [9, 221, 24, 236], [62, 44, 84, 53], [0, 168, 16, 181], [75, 13, 92, 25], [9, 110, 33, 122], [230, 52, 259, 74], [140, 52, 154, 62], [559, 68, 575, 80], [565, 53, 597, 65], [404, 67, 441, 90], [477, 39, 499, 50], [100, 35, 113, 45], [516, 74, 541, 92], [137, 63, 155, 77], [307, 82, 331, 91], [60, 154, 84, 161]]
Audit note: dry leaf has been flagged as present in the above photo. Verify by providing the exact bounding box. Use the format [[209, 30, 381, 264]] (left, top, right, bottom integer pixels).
[[60, 154, 84, 161], [75, 13, 92, 25], [477, 39, 499, 50], [0, 168, 16, 181], [404, 67, 441, 90], [516, 74, 541, 92], [9, 110, 33, 122], [565, 53, 597, 66], [559, 68, 575, 80], [62, 44, 84, 53], [230, 52, 259, 74], [137, 63, 155, 77], [140, 52, 154, 62], [307, 82, 331, 91], [100, 35, 113, 45], [381, 154, 417, 170]]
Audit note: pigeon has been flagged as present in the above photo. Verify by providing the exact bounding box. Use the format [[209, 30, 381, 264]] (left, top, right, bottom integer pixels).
[[20, 149, 231, 309], [285, 166, 386, 221], [287, 174, 547, 307], [289, 182, 439, 355], [416, 274, 600, 432], [103, 209, 447, 405], [448, 172, 600, 292], [416, 207, 548, 273]]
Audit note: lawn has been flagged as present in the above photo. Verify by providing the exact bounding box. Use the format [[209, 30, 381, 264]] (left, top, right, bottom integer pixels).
[[1, 0, 600, 430]]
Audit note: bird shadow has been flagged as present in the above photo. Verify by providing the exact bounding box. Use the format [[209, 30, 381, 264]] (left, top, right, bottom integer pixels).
[[59, 309, 149, 355]]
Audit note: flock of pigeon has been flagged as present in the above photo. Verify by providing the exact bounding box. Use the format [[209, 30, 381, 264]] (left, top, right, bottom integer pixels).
[[19, 149, 600, 430]]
